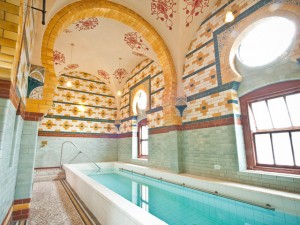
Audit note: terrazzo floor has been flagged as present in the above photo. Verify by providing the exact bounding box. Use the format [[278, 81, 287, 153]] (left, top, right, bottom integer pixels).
[[29, 181, 84, 225]]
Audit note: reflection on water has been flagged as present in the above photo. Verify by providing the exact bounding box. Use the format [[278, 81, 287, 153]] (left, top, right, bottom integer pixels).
[[132, 181, 149, 212]]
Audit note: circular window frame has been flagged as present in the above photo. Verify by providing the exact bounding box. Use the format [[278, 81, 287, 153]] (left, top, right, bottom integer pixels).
[[132, 89, 148, 115], [218, 5, 300, 84], [236, 17, 296, 68]]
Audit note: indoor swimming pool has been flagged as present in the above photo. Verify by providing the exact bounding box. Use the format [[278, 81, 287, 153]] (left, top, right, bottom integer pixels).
[[88, 170, 300, 225]]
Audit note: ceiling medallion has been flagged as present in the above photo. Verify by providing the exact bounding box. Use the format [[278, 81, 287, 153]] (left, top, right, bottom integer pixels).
[[151, 0, 176, 30], [74, 17, 99, 31], [98, 70, 110, 82], [183, 0, 210, 27], [124, 32, 149, 51], [53, 50, 65, 65], [132, 51, 146, 57], [64, 64, 79, 71]]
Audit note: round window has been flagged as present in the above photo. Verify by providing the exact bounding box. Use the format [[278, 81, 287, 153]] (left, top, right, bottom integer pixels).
[[238, 17, 295, 67]]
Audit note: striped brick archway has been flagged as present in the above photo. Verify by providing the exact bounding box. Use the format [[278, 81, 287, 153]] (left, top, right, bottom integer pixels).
[[33, 0, 181, 125]]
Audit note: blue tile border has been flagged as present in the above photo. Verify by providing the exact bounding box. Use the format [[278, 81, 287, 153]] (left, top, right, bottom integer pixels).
[[57, 87, 115, 98], [53, 101, 117, 110], [44, 115, 115, 123], [187, 81, 240, 102], [60, 74, 105, 85], [183, 62, 216, 80], [151, 87, 164, 95], [130, 76, 151, 91], [146, 106, 163, 114], [182, 113, 241, 125], [120, 104, 129, 110], [121, 116, 138, 123], [151, 71, 163, 80], [185, 39, 214, 58], [127, 60, 154, 82]]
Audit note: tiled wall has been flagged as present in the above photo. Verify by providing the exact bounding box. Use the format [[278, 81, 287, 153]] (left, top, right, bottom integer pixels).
[[39, 71, 117, 134], [0, 99, 23, 223], [120, 58, 164, 133], [35, 136, 118, 168], [14, 121, 39, 200], [181, 0, 300, 193]]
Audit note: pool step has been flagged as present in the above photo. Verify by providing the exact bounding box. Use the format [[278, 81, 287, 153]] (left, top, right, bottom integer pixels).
[[33, 168, 66, 183]]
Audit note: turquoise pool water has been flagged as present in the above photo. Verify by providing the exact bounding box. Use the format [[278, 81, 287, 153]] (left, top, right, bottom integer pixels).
[[88, 171, 300, 225]]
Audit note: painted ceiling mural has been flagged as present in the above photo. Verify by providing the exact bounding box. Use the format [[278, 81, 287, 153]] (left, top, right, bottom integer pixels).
[[54, 17, 157, 96], [151, 0, 177, 30], [183, 0, 210, 27]]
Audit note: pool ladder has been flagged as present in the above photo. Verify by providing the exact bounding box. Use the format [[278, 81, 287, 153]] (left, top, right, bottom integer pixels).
[[60, 141, 101, 173]]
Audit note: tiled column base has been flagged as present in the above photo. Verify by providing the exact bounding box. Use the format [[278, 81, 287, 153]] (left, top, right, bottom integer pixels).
[[12, 198, 31, 221], [1, 206, 12, 225]]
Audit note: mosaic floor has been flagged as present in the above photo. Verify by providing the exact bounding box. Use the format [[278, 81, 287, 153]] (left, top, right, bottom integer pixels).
[[29, 181, 84, 225]]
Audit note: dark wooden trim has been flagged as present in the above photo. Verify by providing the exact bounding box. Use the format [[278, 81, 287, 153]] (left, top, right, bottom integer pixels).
[[240, 80, 300, 174], [138, 119, 148, 158], [34, 166, 61, 170]]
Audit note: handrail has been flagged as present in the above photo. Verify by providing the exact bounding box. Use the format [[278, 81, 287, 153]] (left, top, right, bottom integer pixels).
[[119, 168, 275, 211], [60, 141, 101, 172]]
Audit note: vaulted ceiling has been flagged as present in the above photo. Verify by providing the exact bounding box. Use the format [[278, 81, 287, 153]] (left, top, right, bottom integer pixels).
[[31, 0, 217, 96]]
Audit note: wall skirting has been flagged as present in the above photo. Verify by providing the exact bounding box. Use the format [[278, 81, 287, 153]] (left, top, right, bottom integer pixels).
[[12, 198, 31, 221]]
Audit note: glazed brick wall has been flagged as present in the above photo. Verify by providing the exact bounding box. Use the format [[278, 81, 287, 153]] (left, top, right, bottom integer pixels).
[[35, 136, 118, 168], [183, 125, 300, 193], [14, 121, 39, 200], [0, 98, 23, 223]]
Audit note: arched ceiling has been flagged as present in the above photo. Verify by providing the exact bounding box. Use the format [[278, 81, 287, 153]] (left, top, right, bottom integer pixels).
[[31, 0, 218, 96], [53, 17, 157, 94]]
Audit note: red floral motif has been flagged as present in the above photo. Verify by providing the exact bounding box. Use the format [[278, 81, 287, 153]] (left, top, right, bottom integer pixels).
[[183, 0, 210, 27], [53, 50, 65, 65], [132, 51, 146, 57], [124, 32, 149, 51], [63, 29, 72, 33], [98, 70, 110, 81], [64, 64, 79, 70], [74, 18, 99, 31], [151, 0, 176, 30], [113, 68, 128, 84]]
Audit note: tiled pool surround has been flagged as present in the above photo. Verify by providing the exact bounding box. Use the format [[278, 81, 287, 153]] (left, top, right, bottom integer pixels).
[[64, 162, 300, 225]]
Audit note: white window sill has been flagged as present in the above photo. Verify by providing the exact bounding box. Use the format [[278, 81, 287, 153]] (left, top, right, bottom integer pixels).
[[239, 169, 300, 179]]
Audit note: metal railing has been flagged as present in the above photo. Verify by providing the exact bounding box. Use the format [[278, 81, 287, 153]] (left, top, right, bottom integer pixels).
[[60, 141, 101, 173]]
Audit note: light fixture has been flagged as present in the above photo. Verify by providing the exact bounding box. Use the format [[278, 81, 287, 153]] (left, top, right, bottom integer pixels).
[[78, 105, 85, 112], [117, 91, 122, 96], [224, 0, 234, 23], [225, 11, 234, 23], [66, 81, 72, 87]]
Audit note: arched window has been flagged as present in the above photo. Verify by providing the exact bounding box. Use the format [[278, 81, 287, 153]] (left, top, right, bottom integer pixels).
[[240, 81, 300, 174], [138, 119, 148, 158]]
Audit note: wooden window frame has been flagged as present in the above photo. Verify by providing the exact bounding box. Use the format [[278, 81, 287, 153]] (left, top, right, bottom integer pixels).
[[138, 119, 148, 159], [240, 80, 300, 175]]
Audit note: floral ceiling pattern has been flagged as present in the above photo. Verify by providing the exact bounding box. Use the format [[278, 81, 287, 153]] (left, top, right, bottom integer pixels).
[[124, 32, 149, 51], [183, 0, 210, 27], [74, 17, 99, 31], [53, 50, 65, 65], [113, 68, 128, 84], [151, 0, 176, 30], [98, 70, 110, 82]]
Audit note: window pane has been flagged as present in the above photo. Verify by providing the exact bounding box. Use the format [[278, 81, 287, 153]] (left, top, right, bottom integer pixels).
[[251, 101, 273, 130], [255, 134, 274, 164], [267, 97, 291, 128], [248, 106, 256, 131], [286, 93, 300, 126], [272, 133, 294, 166], [292, 132, 300, 166], [141, 141, 148, 155], [141, 125, 148, 139]]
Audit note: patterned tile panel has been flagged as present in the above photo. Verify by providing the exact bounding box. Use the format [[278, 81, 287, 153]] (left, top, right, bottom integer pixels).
[[39, 71, 117, 134]]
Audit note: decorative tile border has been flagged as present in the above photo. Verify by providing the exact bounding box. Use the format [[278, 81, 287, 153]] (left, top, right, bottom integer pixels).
[[186, 39, 213, 58], [183, 62, 216, 80], [146, 106, 163, 114], [60, 74, 105, 85], [53, 101, 117, 110], [187, 81, 240, 102], [151, 87, 164, 95], [44, 115, 115, 123], [38, 131, 119, 138], [127, 61, 154, 82], [57, 87, 114, 98]]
